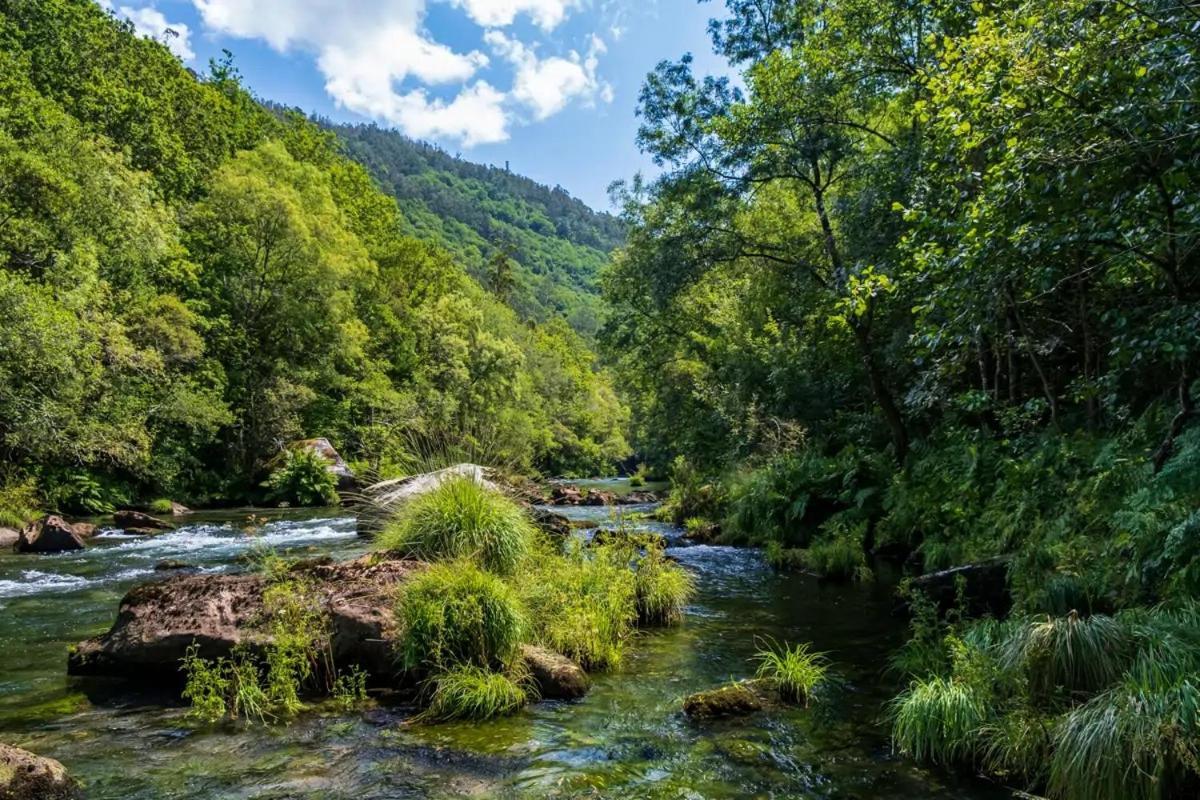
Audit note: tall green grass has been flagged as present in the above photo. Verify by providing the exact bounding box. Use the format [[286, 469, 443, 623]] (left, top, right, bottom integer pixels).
[[891, 676, 990, 765], [377, 476, 536, 575], [418, 665, 531, 721], [395, 561, 526, 672], [752, 640, 829, 706], [633, 547, 694, 625]]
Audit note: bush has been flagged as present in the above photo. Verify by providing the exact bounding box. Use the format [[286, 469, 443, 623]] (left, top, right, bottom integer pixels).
[[517, 541, 637, 670], [753, 640, 829, 706], [263, 448, 339, 507], [0, 475, 39, 528], [800, 517, 873, 581], [395, 562, 526, 673], [377, 476, 536, 575], [148, 498, 175, 515], [633, 546, 694, 625], [659, 456, 726, 526], [891, 675, 990, 765], [419, 665, 531, 721]]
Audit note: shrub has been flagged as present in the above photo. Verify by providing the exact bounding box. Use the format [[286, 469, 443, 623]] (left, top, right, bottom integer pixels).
[[377, 476, 536, 575], [799, 517, 873, 581], [752, 640, 829, 706], [633, 547, 694, 625], [517, 541, 637, 670], [263, 448, 339, 507], [0, 474, 39, 528], [659, 456, 726, 526], [148, 498, 175, 515], [395, 562, 526, 672], [419, 665, 531, 721]]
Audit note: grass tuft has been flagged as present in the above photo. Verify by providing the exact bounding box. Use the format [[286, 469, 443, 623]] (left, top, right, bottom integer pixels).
[[418, 665, 531, 721], [395, 561, 526, 673], [752, 639, 829, 706], [633, 546, 694, 625], [378, 476, 536, 575], [1000, 611, 1132, 696], [891, 675, 989, 765]]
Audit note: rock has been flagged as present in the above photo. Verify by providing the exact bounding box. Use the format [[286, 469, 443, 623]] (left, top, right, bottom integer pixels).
[[683, 680, 776, 721], [549, 485, 584, 505], [113, 510, 173, 532], [169, 502, 191, 516], [0, 527, 19, 549], [71, 522, 97, 540], [530, 507, 573, 538], [15, 516, 85, 553], [293, 437, 356, 492], [68, 554, 425, 682], [623, 491, 660, 504], [911, 556, 1013, 617], [521, 645, 589, 700], [0, 743, 79, 799], [581, 490, 618, 507]]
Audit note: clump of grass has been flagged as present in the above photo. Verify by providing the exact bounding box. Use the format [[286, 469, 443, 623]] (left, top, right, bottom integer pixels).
[[377, 476, 536, 575], [331, 667, 369, 711], [890, 675, 990, 765], [1000, 611, 1132, 696], [517, 540, 636, 670], [395, 561, 526, 672], [980, 708, 1053, 784], [147, 498, 175, 515], [764, 540, 806, 571], [633, 546, 694, 625], [418, 665, 532, 721], [752, 639, 830, 706], [801, 534, 873, 582]]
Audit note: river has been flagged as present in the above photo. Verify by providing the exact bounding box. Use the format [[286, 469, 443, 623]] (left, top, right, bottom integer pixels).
[[0, 486, 1006, 798]]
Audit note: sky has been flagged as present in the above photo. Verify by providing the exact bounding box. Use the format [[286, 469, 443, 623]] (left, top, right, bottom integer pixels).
[[98, 0, 730, 212]]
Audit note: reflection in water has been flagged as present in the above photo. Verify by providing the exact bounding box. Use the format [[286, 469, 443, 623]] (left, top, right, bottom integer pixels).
[[0, 495, 1003, 799]]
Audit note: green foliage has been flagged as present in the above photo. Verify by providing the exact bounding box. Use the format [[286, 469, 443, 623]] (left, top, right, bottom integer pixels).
[[0, 475, 38, 528], [395, 562, 526, 673], [516, 540, 637, 670], [418, 665, 531, 722], [752, 640, 829, 706], [147, 498, 175, 515], [263, 448, 340, 508], [632, 546, 694, 626], [891, 676, 990, 766], [331, 667, 369, 712], [799, 518, 873, 582], [0, 0, 629, 505], [377, 477, 536, 575]]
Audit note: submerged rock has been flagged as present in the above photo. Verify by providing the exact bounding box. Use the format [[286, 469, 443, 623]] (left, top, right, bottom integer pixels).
[[683, 680, 777, 721], [15, 516, 86, 553], [0, 743, 79, 799], [521, 645, 589, 700], [68, 554, 426, 682], [113, 510, 173, 532]]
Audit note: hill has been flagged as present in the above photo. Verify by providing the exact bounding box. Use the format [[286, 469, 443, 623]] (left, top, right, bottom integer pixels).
[[331, 123, 623, 336]]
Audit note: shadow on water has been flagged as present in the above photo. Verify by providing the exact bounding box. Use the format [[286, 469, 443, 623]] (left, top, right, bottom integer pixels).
[[0, 491, 1007, 799]]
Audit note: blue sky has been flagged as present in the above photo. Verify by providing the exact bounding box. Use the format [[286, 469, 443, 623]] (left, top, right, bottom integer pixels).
[[100, 0, 729, 211]]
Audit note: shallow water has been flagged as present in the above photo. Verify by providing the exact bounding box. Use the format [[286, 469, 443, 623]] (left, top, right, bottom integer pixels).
[[0, 494, 1005, 799]]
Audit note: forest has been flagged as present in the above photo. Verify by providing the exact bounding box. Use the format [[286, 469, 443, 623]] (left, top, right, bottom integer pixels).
[[0, 0, 630, 518], [605, 0, 1200, 796]]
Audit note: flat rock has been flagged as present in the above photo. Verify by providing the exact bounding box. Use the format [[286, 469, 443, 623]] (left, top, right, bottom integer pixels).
[[911, 556, 1012, 617], [521, 645, 589, 700], [15, 516, 85, 553], [0, 742, 79, 799], [68, 554, 426, 682]]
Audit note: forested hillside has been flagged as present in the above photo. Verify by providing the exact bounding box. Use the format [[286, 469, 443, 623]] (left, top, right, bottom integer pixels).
[[333, 123, 623, 336], [606, 1, 1200, 797], [0, 0, 629, 516]]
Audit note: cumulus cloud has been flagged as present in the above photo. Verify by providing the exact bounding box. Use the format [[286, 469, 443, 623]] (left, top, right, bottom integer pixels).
[[453, 0, 582, 31], [106, 4, 195, 61], [486, 30, 611, 120]]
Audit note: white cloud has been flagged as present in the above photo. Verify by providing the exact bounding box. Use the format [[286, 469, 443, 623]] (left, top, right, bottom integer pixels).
[[110, 4, 195, 61], [390, 82, 510, 146], [486, 30, 611, 121], [452, 0, 582, 31]]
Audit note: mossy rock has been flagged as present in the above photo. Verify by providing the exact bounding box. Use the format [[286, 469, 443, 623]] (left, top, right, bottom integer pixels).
[[0, 743, 80, 799], [683, 680, 778, 721]]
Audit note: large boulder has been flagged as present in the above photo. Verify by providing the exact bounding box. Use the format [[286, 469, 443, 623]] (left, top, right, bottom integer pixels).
[[521, 645, 589, 700], [113, 510, 173, 533], [68, 554, 426, 682], [911, 556, 1012, 617], [0, 527, 19, 550], [529, 507, 573, 538], [0, 743, 79, 799], [15, 516, 85, 553], [294, 437, 356, 492]]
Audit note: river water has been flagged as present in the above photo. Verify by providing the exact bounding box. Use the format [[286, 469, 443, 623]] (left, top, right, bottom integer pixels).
[[0, 489, 1005, 799]]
